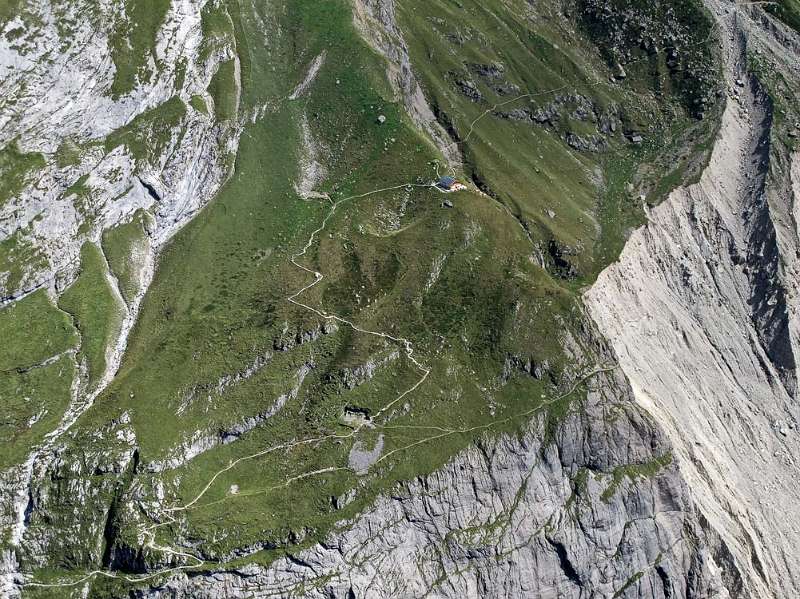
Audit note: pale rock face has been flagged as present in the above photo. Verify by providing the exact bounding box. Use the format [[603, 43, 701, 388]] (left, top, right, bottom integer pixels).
[[586, 3, 800, 597], [0, 0, 240, 301], [294, 115, 329, 200]]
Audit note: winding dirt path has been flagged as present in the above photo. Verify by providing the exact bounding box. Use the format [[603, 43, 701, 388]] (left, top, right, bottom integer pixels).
[[18, 10, 718, 590], [24, 158, 619, 592]]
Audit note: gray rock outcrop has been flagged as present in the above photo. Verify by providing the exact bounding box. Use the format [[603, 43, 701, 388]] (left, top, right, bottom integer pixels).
[[136, 358, 726, 599]]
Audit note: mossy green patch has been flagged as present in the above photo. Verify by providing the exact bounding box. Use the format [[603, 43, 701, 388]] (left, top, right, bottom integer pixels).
[[200, 0, 236, 62], [0, 291, 78, 471], [0, 140, 45, 207], [174, 57, 188, 91], [189, 94, 209, 115], [64, 175, 92, 206], [58, 243, 125, 388], [104, 96, 186, 163], [0, 0, 22, 27], [55, 139, 83, 169], [207, 59, 238, 121], [614, 571, 644, 598], [0, 289, 77, 371], [109, 0, 171, 98], [601, 453, 673, 502], [102, 210, 152, 305]]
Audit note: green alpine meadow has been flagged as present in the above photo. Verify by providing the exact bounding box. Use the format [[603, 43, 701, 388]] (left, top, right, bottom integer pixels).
[[2, 0, 800, 597]]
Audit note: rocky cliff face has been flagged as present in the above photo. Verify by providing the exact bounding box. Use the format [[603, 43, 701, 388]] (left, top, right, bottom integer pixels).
[[586, 1, 800, 596], [0, 0, 239, 301]]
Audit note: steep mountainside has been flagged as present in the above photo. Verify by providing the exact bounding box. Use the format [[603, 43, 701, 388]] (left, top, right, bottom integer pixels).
[[587, 1, 800, 595], [0, 0, 798, 597]]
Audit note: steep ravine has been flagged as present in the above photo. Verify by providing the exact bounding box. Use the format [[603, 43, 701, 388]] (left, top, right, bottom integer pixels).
[[586, 3, 800, 597]]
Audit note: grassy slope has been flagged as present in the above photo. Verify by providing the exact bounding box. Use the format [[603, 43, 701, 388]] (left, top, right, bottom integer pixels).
[[0, 141, 45, 209], [0, 230, 48, 297], [399, 0, 721, 281], [0, 355, 77, 472], [58, 243, 125, 389], [0, 290, 77, 471], [101, 210, 152, 305], [208, 59, 238, 121], [189, 95, 209, 115], [0, 289, 76, 371], [402, 1, 600, 255], [0, 0, 23, 27], [71, 1, 558, 578], [17, 0, 723, 591]]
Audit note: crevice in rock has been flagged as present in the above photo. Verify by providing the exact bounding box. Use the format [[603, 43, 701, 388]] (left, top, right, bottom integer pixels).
[[468, 170, 495, 200], [547, 538, 582, 587], [100, 448, 142, 573], [546, 238, 579, 281], [428, 99, 462, 151], [696, 512, 747, 596], [21, 488, 34, 531], [138, 177, 162, 203], [655, 563, 673, 598], [739, 76, 797, 395]]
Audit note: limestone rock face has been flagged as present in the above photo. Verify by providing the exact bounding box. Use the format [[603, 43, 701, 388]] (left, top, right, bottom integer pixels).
[[0, 0, 239, 301], [586, 2, 800, 597]]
